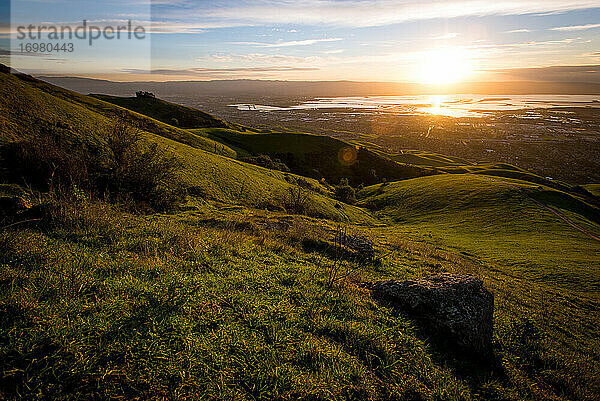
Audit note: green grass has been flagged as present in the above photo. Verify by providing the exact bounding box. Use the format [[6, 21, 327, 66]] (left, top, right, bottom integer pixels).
[[582, 183, 600, 197], [0, 200, 475, 400], [197, 128, 433, 184], [386, 150, 473, 168], [1, 73, 237, 157], [0, 196, 588, 400], [1, 65, 599, 400], [0, 69, 372, 223], [358, 174, 599, 291], [358, 174, 600, 400], [91, 94, 239, 130]]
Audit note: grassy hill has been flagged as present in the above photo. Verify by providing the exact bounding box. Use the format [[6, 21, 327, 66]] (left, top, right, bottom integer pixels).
[[583, 183, 600, 197], [386, 149, 473, 167], [91, 94, 239, 130], [358, 174, 599, 290], [198, 128, 434, 185], [358, 173, 600, 399], [0, 68, 372, 223], [1, 65, 599, 400]]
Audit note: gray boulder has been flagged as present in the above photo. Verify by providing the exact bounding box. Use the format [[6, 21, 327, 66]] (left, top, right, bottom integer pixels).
[[332, 234, 375, 260], [362, 273, 494, 355]]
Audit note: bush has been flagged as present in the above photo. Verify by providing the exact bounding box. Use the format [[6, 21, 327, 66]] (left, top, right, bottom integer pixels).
[[284, 185, 310, 214], [241, 154, 290, 172], [0, 123, 89, 191], [102, 119, 184, 211], [334, 178, 357, 205], [0, 119, 184, 212]]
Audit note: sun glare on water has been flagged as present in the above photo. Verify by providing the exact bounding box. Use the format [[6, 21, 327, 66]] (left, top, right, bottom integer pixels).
[[418, 47, 473, 86]]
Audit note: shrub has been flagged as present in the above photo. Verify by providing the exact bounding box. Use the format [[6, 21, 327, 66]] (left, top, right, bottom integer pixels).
[[284, 185, 310, 214], [0, 123, 89, 191], [102, 119, 184, 211], [335, 178, 357, 205], [241, 154, 290, 172], [0, 119, 184, 212]]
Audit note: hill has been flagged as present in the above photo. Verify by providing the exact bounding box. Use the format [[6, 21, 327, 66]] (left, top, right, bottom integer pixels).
[[0, 67, 372, 223], [200, 128, 433, 185], [81, 94, 434, 185], [91, 94, 238, 130], [1, 65, 599, 400]]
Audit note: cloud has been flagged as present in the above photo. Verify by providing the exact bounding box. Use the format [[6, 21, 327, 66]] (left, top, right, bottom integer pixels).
[[122, 66, 319, 76], [468, 37, 588, 51], [504, 29, 533, 33], [433, 33, 459, 40], [203, 52, 326, 66], [194, 0, 600, 28], [550, 23, 600, 31], [490, 65, 600, 83], [230, 38, 343, 47]]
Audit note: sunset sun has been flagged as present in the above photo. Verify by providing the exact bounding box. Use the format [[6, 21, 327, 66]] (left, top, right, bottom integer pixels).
[[418, 47, 473, 85]]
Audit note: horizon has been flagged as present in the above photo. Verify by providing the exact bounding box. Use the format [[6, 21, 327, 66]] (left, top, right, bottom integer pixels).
[[1, 1, 600, 86]]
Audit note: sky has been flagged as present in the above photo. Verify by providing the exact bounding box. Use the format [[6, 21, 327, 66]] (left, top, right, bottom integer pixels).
[[2, 0, 600, 83]]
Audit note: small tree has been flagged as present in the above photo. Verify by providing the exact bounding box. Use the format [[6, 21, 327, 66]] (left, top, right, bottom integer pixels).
[[334, 178, 356, 205], [103, 119, 183, 210]]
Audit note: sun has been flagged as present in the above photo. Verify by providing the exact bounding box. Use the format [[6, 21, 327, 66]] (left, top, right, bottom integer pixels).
[[417, 47, 473, 85]]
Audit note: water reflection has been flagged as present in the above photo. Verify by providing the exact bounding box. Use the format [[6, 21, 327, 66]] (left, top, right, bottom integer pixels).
[[230, 94, 600, 119]]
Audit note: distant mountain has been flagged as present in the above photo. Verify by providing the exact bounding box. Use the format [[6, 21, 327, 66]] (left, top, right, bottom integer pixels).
[[38, 76, 600, 98]]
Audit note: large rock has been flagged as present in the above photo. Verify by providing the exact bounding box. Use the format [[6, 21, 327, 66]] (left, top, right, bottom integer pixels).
[[362, 273, 494, 355]]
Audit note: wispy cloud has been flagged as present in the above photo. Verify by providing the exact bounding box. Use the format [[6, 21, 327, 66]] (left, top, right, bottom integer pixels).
[[194, 0, 600, 27], [551, 23, 600, 31], [123, 66, 319, 76], [230, 38, 343, 47], [504, 29, 533, 33], [433, 33, 459, 40], [203, 53, 326, 65]]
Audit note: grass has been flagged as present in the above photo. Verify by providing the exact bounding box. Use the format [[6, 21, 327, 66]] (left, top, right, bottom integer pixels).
[[582, 183, 600, 197], [385, 150, 473, 168], [0, 72, 237, 157], [1, 64, 599, 400], [0, 68, 372, 223], [0, 199, 474, 400], [2, 195, 594, 400], [91, 94, 238, 130], [358, 173, 600, 399], [197, 128, 433, 185]]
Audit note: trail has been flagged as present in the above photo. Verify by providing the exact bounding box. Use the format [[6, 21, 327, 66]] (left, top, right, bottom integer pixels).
[[475, 174, 600, 243]]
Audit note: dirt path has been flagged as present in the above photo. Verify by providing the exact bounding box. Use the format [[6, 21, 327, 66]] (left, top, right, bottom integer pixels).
[[475, 174, 600, 243]]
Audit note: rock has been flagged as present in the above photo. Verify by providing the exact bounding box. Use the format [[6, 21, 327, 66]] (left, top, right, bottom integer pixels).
[[256, 218, 293, 232], [332, 234, 375, 260], [362, 273, 494, 355]]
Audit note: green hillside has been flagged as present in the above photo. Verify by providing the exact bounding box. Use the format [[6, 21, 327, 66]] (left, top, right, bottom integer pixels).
[[1, 65, 599, 400], [199, 128, 434, 185], [358, 174, 599, 290], [583, 183, 600, 197], [91, 94, 238, 130], [387, 149, 473, 167], [0, 69, 371, 223], [358, 174, 600, 399]]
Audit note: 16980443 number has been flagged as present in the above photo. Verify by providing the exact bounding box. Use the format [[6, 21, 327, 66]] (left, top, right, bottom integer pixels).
[[19, 42, 74, 52]]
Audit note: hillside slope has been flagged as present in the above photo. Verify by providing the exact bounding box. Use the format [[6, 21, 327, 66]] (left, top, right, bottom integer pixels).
[[0, 68, 372, 223], [198, 128, 434, 185], [359, 173, 599, 290], [91, 94, 239, 130]]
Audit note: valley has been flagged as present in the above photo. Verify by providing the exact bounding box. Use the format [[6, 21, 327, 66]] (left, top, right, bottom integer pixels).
[[0, 66, 599, 400]]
